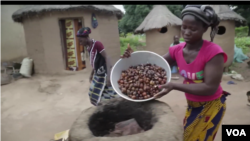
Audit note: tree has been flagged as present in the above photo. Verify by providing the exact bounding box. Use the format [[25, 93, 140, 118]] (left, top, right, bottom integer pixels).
[[119, 5, 183, 34], [166, 5, 183, 18], [119, 5, 153, 34], [230, 5, 250, 36]]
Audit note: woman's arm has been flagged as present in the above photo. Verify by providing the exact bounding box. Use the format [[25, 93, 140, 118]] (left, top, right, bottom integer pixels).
[[91, 69, 95, 76], [162, 52, 176, 66], [95, 41, 112, 77], [158, 54, 224, 96], [89, 69, 95, 83], [155, 54, 224, 98], [100, 50, 112, 76]]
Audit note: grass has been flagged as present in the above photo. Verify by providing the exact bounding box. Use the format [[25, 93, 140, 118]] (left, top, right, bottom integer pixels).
[[180, 38, 185, 42], [234, 26, 250, 54], [235, 37, 250, 54], [235, 26, 249, 38], [120, 33, 146, 55]]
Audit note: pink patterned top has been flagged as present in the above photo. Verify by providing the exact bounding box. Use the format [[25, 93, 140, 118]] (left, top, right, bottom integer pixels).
[[169, 40, 228, 102]]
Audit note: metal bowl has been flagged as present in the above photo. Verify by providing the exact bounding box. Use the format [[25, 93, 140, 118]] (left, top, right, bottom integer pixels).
[[111, 51, 171, 102]]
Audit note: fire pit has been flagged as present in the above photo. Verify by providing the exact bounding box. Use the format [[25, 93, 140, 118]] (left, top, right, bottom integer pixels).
[[68, 98, 183, 141]]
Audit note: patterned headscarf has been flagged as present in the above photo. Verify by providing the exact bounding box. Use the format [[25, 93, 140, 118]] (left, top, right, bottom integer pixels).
[[77, 27, 91, 37], [181, 5, 220, 42]]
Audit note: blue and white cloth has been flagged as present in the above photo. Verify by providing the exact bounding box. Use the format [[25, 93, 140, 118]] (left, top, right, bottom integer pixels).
[[88, 73, 119, 106]]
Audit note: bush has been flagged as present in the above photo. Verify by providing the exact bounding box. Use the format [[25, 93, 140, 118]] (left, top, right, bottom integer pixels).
[[235, 37, 250, 54], [120, 33, 146, 55], [235, 26, 249, 37], [119, 32, 126, 37], [180, 38, 185, 42], [180, 37, 249, 54]]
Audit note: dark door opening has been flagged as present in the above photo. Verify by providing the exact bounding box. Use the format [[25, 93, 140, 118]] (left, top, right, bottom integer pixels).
[[59, 18, 86, 71]]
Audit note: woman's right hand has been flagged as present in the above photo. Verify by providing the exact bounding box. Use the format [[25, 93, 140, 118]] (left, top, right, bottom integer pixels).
[[120, 43, 134, 58], [89, 74, 93, 83]]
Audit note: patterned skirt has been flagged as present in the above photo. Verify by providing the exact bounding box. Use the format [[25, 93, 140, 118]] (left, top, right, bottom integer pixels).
[[183, 91, 230, 141], [88, 73, 119, 106]]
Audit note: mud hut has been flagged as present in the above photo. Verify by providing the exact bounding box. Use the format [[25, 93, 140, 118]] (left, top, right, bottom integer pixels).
[[203, 5, 246, 67], [12, 5, 123, 73], [135, 5, 182, 55], [2, 5, 27, 62]]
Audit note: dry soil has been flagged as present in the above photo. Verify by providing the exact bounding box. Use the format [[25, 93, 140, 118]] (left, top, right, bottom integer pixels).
[[1, 69, 250, 141]]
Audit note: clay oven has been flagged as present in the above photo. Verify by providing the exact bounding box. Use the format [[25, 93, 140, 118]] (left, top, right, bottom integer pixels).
[[68, 98, 183, 141]]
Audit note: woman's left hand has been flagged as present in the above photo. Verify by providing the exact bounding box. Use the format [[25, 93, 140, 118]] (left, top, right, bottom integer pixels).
[[106, 75, 111, 86], [154, 82, 174, 99]]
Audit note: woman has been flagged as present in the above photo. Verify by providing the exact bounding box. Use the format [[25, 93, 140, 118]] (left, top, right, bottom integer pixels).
[[122, 5, 230, 141], [77, 27, 119, 106], [170, 35, 183, 47]]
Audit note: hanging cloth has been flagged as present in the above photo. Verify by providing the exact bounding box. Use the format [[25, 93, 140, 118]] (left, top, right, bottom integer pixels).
[[91, 13, 98, 29]]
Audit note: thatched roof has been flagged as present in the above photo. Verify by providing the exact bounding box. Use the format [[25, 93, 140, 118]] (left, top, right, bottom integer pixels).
[[12, 5, 124, 23], [209, 5, 246, 23], [135, 5, 182, 33]]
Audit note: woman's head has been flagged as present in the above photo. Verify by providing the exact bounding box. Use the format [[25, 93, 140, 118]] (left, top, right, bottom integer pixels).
[[181, 5, 220, 43], [77, 27, 91, 46], [173, 35, 180, 44]]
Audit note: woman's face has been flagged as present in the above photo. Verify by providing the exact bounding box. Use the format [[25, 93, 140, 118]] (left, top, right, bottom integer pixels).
[[181, 15, 207, 44], [78, 37, 88, 46]]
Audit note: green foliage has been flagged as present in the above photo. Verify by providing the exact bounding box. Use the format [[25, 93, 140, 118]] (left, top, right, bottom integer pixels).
[[118, 20, 122, 34], [235, 37, 250, 54], [180, 38, 185, 42], [119, 5, 153, 34], [166, 5, 183, 18], [228, 36, 250, 70], [120, 33, 146, 55], [231, 5, 250, 36], [231, 5, 250, 24], [177, 37, 250, 55], [119, 5, 183, 34], [235, 26, 249, 37]]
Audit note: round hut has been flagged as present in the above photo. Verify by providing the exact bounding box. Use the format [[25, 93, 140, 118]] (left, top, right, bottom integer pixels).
[[135, 5, 182, 55], [203, 5, 246, 67], [12, 5, 123, 73]]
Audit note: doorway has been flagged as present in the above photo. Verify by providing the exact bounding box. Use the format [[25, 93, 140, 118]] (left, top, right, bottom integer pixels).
[[59, 18, 86, 71]]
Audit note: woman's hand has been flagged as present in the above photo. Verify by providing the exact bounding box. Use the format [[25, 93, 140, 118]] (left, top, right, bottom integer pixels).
[[89, 74, 93, 83], [89, 69, 95, 83], [154, 82, 174, 99], [121, 43, 134, 58], [106, 75, 111, 86]]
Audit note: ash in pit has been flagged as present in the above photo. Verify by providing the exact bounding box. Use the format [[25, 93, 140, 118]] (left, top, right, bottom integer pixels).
[[88, 99, 158, 137]]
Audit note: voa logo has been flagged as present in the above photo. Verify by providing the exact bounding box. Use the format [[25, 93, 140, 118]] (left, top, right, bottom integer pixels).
[[226, 129, 246, 136]]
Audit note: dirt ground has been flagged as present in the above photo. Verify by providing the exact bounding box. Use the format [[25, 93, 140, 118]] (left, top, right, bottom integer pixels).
[[230, 53, 250, 82], [1, 69, 250, 141]]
